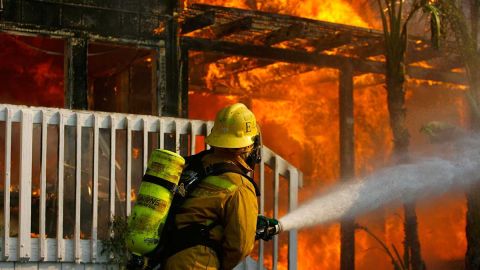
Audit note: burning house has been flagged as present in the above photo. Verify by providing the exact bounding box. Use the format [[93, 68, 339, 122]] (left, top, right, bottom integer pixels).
[[0, 0, 473, 269]]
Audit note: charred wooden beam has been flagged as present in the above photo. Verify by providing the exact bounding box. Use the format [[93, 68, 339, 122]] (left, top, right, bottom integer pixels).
[[212, 16, 253, 39], [64, 37, 88, 110], [181, 10, 215, 34], [260, 23, 306, 46], [185, 37, 451, 80], [184, 37, 466, 85], [163, 14, 182, 117]]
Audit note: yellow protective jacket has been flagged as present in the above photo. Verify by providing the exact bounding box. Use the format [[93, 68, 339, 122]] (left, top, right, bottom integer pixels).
[[163, 150, 259, 270]]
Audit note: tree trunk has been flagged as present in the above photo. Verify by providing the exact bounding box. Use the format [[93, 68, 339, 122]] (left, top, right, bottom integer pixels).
[[465, 102, 480, 270], [404, 203, 424, 270], [465, 56, 480, 270], [466, 188, 480, 270], [386, 59, 424, 270], [465, 2, 480, 267]]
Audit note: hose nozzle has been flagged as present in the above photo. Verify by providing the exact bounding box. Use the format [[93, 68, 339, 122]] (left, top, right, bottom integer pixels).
[[255, 215, 282, 241]]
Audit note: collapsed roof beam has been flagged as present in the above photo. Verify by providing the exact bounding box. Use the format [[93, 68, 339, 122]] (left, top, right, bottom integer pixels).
[[182, 37, 466, 85], [181, 10, 216, 34]]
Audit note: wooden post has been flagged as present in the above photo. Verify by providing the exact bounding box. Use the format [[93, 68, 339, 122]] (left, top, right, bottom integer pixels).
[[339, 62, 355, 270], [162, 0, 183, 117], [64, 37, 88, 110], [18, 110, 33, 260]]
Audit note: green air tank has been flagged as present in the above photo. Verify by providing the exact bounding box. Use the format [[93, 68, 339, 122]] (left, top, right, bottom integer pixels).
[[126, 149, 185, 256]]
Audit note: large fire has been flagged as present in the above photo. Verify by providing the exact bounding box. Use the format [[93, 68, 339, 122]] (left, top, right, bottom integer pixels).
[[0, 0, 469, 268], [187, 0, 468, 270]]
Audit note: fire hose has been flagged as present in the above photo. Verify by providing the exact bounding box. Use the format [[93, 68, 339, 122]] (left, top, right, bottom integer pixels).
[[255, 215, 283, 241]]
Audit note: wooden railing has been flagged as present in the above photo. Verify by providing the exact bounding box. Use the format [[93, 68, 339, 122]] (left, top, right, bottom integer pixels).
[[0, 104, 301, 270]]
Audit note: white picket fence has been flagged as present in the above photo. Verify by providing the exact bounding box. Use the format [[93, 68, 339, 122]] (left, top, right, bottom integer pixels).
[[0, 104, 302, 270]]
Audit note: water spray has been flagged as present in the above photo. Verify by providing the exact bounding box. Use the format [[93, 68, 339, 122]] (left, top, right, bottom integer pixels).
[[277, 135, 480, 232]]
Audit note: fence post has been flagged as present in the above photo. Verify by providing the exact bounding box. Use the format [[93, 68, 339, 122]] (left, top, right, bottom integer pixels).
[[74, 113, 82, 262], [39, 111, 48, 260], [3, 108, 12, 260], [19, 110, 33, 260], [91, 114, 99, 262]]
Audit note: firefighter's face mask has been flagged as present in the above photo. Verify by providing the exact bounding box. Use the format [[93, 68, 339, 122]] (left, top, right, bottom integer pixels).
[[246, 132, 262, 169]]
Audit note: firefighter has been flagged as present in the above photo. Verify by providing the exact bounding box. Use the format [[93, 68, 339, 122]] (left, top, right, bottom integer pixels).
[[163, 103, 261, 270]]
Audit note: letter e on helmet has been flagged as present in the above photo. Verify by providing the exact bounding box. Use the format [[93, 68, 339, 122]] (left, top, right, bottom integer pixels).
[[206, 103, 259, 148]]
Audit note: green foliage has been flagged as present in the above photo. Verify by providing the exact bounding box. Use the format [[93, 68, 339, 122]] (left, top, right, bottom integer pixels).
[[377, 0, 442, 73], [101, 215, 130, 266], [419, 121, 460, 143], [424, 3, 442, 49]]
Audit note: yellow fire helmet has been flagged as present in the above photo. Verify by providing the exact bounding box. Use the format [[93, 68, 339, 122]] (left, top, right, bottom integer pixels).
[[206, 103, 259, 148]]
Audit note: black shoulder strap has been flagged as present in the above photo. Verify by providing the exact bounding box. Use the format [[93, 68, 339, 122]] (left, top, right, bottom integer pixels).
[[205, 162, 261, 196], [184, 149, 212, 172]]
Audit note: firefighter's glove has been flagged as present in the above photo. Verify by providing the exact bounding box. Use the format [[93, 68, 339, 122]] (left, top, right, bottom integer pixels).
[[255, 215, 281, 241]]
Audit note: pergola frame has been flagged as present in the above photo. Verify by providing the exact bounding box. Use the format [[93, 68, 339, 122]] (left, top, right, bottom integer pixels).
[[180, 4, 465, 87]]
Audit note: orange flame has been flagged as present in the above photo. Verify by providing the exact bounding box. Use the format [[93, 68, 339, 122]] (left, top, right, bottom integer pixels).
[[185, 0, 378, 29]]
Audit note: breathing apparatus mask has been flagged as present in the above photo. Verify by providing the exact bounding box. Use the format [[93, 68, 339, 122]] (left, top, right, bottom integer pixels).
[[245, 131, 262, 169]]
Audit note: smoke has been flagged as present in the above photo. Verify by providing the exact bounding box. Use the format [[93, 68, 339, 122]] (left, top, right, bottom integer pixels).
[[280, 134, 480, 231]]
